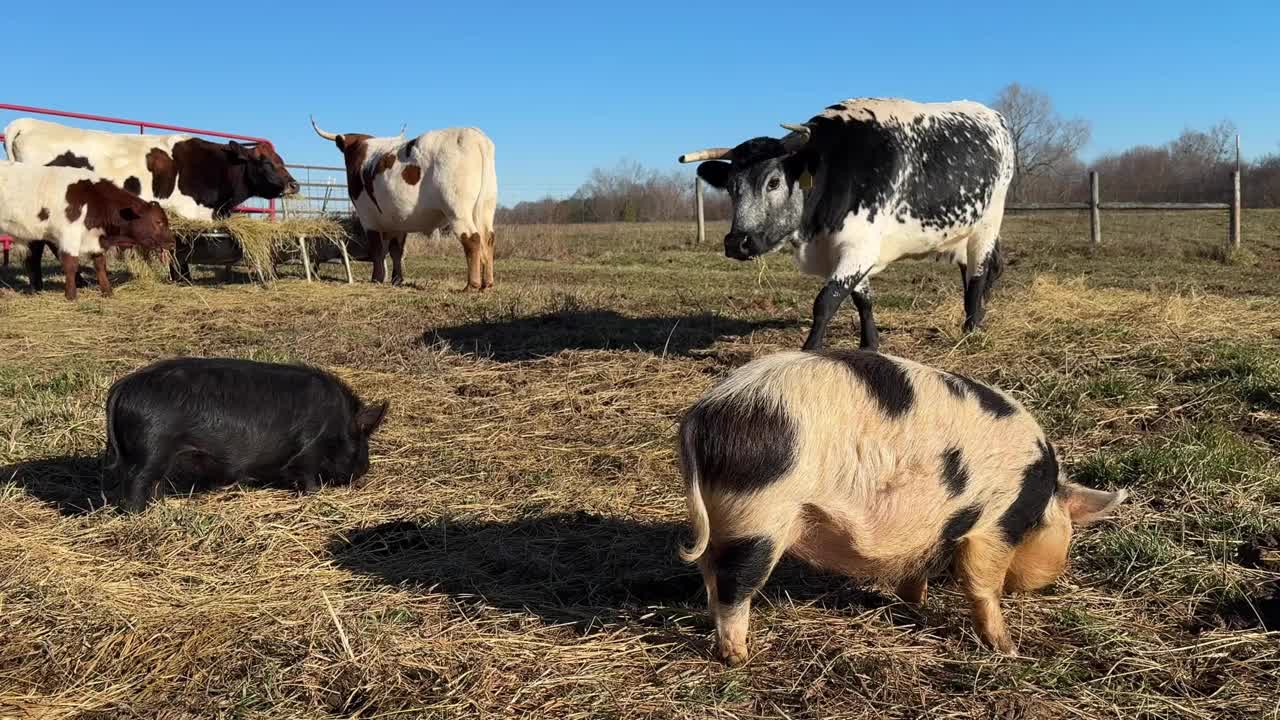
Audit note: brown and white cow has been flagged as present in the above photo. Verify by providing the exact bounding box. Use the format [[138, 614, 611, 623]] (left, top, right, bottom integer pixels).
[[678, 350, 1127, 664], [310, 117, 498, 289], [3, 117, 298, 221], [0, 162, 174, 300]]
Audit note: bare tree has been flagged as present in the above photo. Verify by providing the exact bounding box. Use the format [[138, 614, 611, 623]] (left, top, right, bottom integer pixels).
[[992, 83, 1091, 202]]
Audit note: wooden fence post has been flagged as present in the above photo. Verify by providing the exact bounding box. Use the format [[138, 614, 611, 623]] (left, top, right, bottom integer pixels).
[[695, 177, 706, 245], [1229, 170, 1242, 251], [1089, 171, 1101, 246]]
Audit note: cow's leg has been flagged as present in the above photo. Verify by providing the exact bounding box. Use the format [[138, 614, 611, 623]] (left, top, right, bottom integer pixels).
[[802, 278, 852, 351], [93, 254, 113, 297], [480, 230, 496, 290], [705, 536, 783, 666], [962, 241, 1002, 333], [26, 241, 46, 292], [849, 280, 879, 350], [962, 208, 1006, 333], [803, 271, 878, 351], [367, 230, 387, 283], [958, 262, 968, 291], [956, 535, 1017, 655], [459, 232, 484, 291], [59, 252, 79, 301], [387, 232, 406, 286], [802, 230, 881, 351]]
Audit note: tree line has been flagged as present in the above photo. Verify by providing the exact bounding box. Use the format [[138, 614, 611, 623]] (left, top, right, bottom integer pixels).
[[498, 83, 1280, 224]]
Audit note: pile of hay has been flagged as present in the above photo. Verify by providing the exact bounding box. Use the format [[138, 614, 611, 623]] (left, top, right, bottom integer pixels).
[[166, 213, 351, 282]]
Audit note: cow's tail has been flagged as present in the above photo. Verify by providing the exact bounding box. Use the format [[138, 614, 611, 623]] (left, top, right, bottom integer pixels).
[[982, 238, 1005, 301], [1, 121, 19, 161], [677, 417, 711, 563], [471, 131, 496, 236]]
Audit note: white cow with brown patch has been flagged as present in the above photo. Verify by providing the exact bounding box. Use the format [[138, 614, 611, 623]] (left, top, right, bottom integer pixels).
[[678, 350, 1127, 664], [0, 162, 174, 300], [310, 117, 498, 289]]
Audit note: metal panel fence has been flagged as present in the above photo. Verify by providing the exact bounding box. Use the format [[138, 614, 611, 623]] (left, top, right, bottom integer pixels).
[[277, 164, 354, 218], [693, 169, 1245, 252]]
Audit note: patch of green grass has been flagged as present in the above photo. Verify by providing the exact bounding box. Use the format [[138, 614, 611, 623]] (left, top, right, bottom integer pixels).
[[1182, 343, 1280, 412], [1084, 373, 1148, 405], [1074, 424, 1268, 494]]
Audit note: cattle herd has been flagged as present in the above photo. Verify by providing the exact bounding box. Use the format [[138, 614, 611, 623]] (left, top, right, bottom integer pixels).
[[2, 98, 1133, 666]]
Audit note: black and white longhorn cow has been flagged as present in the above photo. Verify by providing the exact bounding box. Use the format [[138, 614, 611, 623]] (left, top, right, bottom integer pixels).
[[679, 98, 1015, 350]]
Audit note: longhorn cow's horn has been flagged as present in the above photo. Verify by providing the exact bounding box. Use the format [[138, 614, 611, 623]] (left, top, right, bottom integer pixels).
[[396, 123, 407, 138], [677, 147, 734, 163], [779, 122, 812, 152], [310, 115, 340, 141]]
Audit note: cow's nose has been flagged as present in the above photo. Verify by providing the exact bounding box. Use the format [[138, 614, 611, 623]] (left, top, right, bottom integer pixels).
[[724, 232, 750, 259], [286, 181, 300, 195]]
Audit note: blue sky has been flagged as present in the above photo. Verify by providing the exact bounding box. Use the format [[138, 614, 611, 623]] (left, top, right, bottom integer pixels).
[[4, 1, 1277, 204]]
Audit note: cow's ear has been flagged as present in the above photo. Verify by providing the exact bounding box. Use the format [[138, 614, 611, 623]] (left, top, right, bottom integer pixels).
[[696, 161, 731, 190], [354, 400, 390, 436], [118, 207, 141, 221], [224, 141, 249, 164], [783, 154, 811, 187]]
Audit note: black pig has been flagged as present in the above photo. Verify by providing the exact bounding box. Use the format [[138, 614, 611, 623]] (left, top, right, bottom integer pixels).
[[104, 357, 389, 512]]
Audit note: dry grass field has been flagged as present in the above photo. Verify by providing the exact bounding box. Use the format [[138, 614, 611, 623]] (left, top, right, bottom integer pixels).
[[1, 210, 1278, 719]]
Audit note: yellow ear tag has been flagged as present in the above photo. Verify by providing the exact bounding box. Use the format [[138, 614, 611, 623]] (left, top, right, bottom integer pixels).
[[798, 171, 814, 190]]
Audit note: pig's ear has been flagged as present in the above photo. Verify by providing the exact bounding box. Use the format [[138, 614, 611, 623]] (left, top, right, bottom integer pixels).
[[354, 400, 390, 435], [1061, 482, 1128, 526]]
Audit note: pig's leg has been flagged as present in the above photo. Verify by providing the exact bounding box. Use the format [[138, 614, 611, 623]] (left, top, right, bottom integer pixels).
[[707, 536, 782, 667], [283, 457, 322, 494], [895, 575, 928, 605], [122, 456, 171, 513], [956, 536, 1017, 655]]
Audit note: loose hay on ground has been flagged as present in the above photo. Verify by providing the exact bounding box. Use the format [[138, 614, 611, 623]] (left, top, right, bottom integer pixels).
[[1, 212, 1279, 719]]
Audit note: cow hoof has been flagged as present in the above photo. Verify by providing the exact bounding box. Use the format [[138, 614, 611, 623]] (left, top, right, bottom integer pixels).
[[100, 289, 114, 298], [719, 643, 749, 667]]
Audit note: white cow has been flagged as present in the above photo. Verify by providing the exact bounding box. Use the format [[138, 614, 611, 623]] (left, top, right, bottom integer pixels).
[[310, 117, 498, 289]]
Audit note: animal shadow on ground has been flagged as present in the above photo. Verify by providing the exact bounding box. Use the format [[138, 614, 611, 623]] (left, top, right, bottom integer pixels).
[[0, 261, 141, 295], [1, 455, 107, 515], [2, 454, 354, 515], [329, 511, 911, 636], [425, 311, 791, 361]]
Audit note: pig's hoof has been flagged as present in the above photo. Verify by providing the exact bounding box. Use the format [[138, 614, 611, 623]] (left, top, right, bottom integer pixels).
[[992, 637, 1019, 657], [719, 643, 749, 667]]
